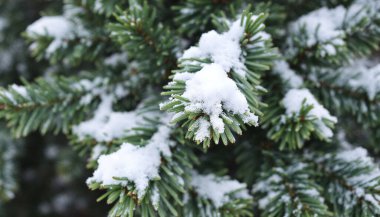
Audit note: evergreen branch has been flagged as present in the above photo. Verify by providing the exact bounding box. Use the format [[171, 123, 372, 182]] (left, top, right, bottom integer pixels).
[[181, 171, 253, 217], [309, 147, 380, 216], [172, 0, 243, 37], [161, 11, 277, 148], [262, 89, 337, 150], [305, 61, 380, 126], [0, 74, 133, 138], [253, 162, 331, 217], [24, 8, 114, 66], [286, 1, 380, 67], [87, 116, 199, 217], [109, 2, 178, 79], [0, 77, 97, 137]]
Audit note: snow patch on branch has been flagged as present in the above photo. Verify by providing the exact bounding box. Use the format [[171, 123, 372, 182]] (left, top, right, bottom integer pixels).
[[173, 64, 258, 141], [272, 60, 303, 88], [190, 172, 251, 208], [253, 163, 324, 212], [282, 89, 337, 138], [182, 19, 247, 76], [26, 16, 74, 54], [26, 15, 89, 54], [289, 6, 346, 53], [341, 61, 380, 100], [323, 147, 380, 211], [87, 117, 174, 197], [287, 2, 375, 57], [0, 84, 29, 105], [73, 94, 155, 142]]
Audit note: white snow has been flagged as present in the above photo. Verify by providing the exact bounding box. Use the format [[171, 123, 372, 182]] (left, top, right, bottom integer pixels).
[[181, 19, 247, 76], [87, 120, 174, 197], [73, 95, 155, 142], [326, 147, 380, 210], [253, 163, 324, 211], [26, 16, 74, 54], [336, 147, 372, 166], [346, 63, 380, 100], [282, 89, 337, 138], [287, 5, 356, 57], [104, 52, 128, 66], [194, 118, 212, 142], [288, 2, 379, 57], [90, 145, 106, 161], [272, 60, 303, 88], [174, 63, 258, 141], [26, 16, 71, 37], [150, 186, 160, 210], [290, 6, 346, 48], [26, 14, 89, 55], [1, 84, 29, 104], [190, 172, 251, 208], [10, 84, 29, 98]]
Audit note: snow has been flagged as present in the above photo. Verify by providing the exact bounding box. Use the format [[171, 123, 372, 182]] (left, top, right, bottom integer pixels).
[[104, 52, 128, 66], [346, 63, 380, 100], [163, 16, 268, 141], [287, 6, 349, 57], [87, 120, 174, 197], [325, 147, 380, 211], [26, 16, 74, 54], [190, 172, 251, 208], [90, 145, 106, 161], [1, 84, 29, 104], [290, 6, 346, 47], [150, 186, 160, 210], [174, 63, 258, 141], [288, 2, 379, 57], [253, 163, 324, 211], [282, 89, 337, 138], [272, 60, 303, 88], [181, 19, 247, 76], [195, 118, 212, 142], [73, 95, 155, 142], [180, 8, 195, 15], [10, 84, 29, 98], [310, 58, 380, 101], [26, 14, 89, 55], [336, 147, 368, 162]]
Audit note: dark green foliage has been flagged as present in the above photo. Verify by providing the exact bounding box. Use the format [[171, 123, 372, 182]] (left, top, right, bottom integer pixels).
[[109, 2, 178, 79]]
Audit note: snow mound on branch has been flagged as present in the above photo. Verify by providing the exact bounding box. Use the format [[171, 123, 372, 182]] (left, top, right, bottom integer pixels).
[[27, 16, 73, 39], [182, 19, 247, 76], [73, 95, 155, 142], [26, 16, 74, 54], [290, 6, 346, 48], [342, 61, 380, 100], [87, 121, 174, 197], [282, 89, 337, 138], [1, 84, 29, 105], [191, 172, 251, 208], [26, 15, 89, 54], [325, 147, 380, 210], [272, 60, 303, 88], [174, 64, 258, 141]]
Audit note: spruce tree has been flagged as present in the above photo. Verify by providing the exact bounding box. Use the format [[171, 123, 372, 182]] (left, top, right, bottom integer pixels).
[[1, 0, 380, 216]]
